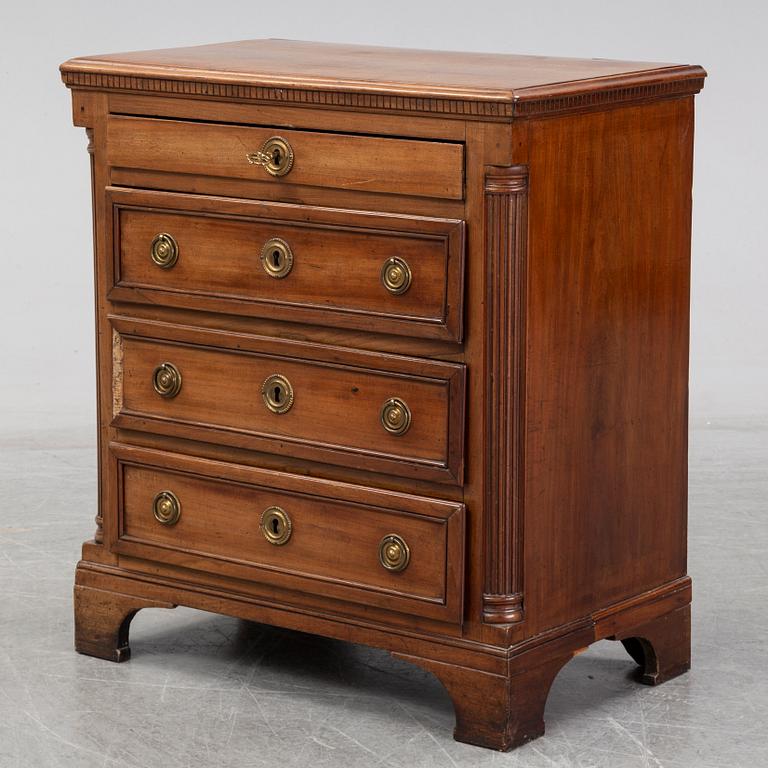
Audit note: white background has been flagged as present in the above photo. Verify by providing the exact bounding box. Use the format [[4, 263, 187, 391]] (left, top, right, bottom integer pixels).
[[1, 0, 766, 437]]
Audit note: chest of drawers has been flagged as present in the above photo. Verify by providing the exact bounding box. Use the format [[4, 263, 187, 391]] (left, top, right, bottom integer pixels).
[[61, 39, 705, 751]]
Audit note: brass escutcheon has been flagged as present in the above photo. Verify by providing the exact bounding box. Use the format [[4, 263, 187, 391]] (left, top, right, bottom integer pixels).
[[378, 534, 410, 572], [150, 233, 179, 269], [380, 397, 411, 436], [152, 362, 182, 398], [260, 237, 294, 279], [153, 490, 181, 526], [380, 257, 412, 295], [246, 136, 294, 177], [261, 506, 292, 545], [261, 373, 294, 414]]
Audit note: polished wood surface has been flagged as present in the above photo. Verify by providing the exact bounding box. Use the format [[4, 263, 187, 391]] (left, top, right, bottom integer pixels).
[[107, 116, 464, 199], [63, 39, 704, 752], [116, 446, 465, 622], [111, 188, 465, 340], [521, 97, 694, 635], [482, 165, 528, 625], [62, 39, 705, 119], [112, 316, 465, 483]]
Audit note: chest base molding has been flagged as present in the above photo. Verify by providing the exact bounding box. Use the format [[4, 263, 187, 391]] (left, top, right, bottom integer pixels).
[[75, 557, 690, 751]]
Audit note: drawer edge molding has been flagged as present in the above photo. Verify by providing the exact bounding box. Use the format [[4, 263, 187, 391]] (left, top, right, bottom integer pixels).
[[106, 116, 465, 200], [110, 316, 466, 485], [106, 186, 466, 342], [109, 442, 466, 624], [111, 442, 462, 515]]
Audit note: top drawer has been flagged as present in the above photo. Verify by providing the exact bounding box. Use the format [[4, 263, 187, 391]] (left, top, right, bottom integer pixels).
[[106, 116, 465, 200]]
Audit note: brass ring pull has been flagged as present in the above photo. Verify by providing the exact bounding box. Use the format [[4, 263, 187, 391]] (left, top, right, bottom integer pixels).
[[381, 257, 412, 295], [152, 362, 182, 398], [380, 397, 411, 436], [150, 233, 179, 269], [262, 374, 294, 414], [261, 506, 292, 545], [379, 534, 410, 572], [260, 237, 294, 279], [246, 136, 294, 177], [153, 490, 181, 526]]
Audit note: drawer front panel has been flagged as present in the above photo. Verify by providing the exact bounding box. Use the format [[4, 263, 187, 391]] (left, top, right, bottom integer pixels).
[[107, 116, 464, 200], [111, 319, 465, 483], [109, 189, 465, 341], [112, 444, 465, 623]]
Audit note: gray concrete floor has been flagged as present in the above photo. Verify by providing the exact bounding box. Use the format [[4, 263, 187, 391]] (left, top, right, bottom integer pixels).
[[0, 421, 766, 768]]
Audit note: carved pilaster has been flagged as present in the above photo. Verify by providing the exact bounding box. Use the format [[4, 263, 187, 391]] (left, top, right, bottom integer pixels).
[[482, 166, 528, 625]]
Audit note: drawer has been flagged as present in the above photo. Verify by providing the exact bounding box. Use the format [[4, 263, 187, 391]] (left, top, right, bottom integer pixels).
[[111, 318, 465, 484], [111, 444, 465, 624], [106, 116, 464, 200], [108, 188, 465, 341]]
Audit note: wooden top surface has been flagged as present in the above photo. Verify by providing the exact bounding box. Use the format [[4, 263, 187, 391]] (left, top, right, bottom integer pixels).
[[61, 39, 705, 119]]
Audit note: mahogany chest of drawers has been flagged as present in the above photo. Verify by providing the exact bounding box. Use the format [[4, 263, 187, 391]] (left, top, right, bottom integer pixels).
[[61, 40, 705, 751]]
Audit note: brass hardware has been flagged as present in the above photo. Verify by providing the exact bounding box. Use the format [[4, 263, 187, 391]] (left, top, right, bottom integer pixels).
[[262, 373, 294, 414], [381, 257, 412, 295], [153, 490, 181, 526], [246, 136, 294, 177], [378, 534, 410, 572], [150, 233, 179, 269], [260, 237, 294, 279], [261, 506, 292, 545], [152, 362, 182, 398], [380, 397, 411, 436]]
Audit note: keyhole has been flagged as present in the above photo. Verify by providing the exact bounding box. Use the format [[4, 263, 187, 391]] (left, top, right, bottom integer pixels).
[[271, 517, 280, 535], [262, 374, 293, 414], [272, 147, 281, 165], [272, 249, 281, 267]]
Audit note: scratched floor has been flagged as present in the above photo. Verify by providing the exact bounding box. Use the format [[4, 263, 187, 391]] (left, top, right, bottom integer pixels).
[[0, 421, 766, 768]]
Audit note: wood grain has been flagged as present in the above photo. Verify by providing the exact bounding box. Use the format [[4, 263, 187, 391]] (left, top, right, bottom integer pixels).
[[110, 187, 465, 341], [106, 116, 464, 200], [111, 317, 466, 483], [64, 39, 703, 752], [61, 39, 705, 119], [521, 98, 694, 637], [113, 443, 465, 623], [73, 583, 175, 662], [108, 92, 469, 141], [482, 165, 528, 625], [107, 167, 466, 220]]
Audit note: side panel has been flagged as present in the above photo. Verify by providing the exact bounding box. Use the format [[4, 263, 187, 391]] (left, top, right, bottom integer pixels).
[[523, 98, 694, 635]]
